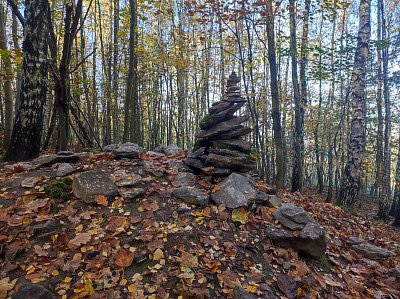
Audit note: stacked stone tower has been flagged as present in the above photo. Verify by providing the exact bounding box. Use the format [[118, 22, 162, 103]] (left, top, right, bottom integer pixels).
[[185, 72, 256, 175]]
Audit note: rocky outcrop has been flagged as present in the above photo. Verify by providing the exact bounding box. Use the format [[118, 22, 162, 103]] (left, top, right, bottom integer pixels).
[[72, 171, 118, 203], [265, 203, 327, 258], [186, 72, 255, 175]]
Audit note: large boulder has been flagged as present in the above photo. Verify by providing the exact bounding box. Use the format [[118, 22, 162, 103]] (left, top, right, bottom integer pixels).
[[72, 171, 118, 203], [351, 242, 394, 260], [211, 173, 257, 208], [265, 204, 326, 258], [105, 142, 145, 159], [173, 187, 209, 205], [12, 284, 56, 299]]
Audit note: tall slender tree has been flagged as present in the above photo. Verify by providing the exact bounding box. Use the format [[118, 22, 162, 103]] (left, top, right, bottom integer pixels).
[[337, 0, 371, 207], [265, 0, 284, 189]]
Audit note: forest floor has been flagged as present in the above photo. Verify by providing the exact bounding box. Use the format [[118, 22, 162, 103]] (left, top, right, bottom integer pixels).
[[0, 150, 399, 299]]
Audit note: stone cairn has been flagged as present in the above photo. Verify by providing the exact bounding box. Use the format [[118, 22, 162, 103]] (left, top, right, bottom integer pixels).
[[185, 71, 256, 175]]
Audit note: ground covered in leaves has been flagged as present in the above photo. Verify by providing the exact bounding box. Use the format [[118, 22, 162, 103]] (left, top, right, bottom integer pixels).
[[0, 151, 399, 298]]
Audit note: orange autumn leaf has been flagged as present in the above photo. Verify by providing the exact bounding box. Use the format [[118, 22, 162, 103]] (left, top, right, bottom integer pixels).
[[115, 249, 134, 268], [95, 195, 108, 206]]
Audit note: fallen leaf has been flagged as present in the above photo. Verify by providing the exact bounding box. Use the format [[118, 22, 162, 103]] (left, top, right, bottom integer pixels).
[[232, 208, 250, 224], [277, 274, 297, 299], [95, 195, 108, 206], [115, 248, 134, 268], [68, 233, 91, 248]]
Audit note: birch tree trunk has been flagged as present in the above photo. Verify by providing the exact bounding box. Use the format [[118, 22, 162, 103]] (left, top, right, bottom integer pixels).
[[337, 0, 371, 208], [0, 1, 14, 149], [5, 0, 49, 161]]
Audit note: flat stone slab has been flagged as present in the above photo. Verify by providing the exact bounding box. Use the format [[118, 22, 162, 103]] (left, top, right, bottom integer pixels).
[[119, 187, 145, 199], [265, 223, 326, 258], [351, 243, 394, 260], [195, 116, 249, 140], [175, 172, 196, 187], [272, 203, 313, 230], [173, 186, 209, 205], [211, 139, 253, 152], [200, 102, 245, 130], [72, 170, 118, 203], [114, 173, 142, 187], [206, 153, 256, 173], [105, 142, 145, 159], [209, 101, 234, 114], [211, 173, 257, 208], [56, 163, 75, 177]]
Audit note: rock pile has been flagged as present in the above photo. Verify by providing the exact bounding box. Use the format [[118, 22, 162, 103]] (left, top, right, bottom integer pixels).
[[186, 72, 255, 175]]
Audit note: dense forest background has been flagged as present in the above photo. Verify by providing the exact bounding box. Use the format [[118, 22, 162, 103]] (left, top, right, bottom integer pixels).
[[0, 0, 400, 211]]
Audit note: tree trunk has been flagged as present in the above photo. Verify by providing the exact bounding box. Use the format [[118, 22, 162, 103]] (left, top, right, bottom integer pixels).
[[266, 0, 284, 189], [392, 138, 400, 226], [5, 0, 49, 161], [290, 0, 303, 192], [337, 0, 371, 208], [0, 1, 14, 149], [377, 0, 391, 219]]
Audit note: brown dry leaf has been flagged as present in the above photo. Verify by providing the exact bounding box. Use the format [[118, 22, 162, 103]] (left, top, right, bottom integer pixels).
[[106, 216, 127, 231], [95, 195, 108, 206], [68, 232, 91, 248], [115, 248, 134, 268], [177, 251, 199, 268], [292, 260, 310, 276], [0, 277, 17, 298]]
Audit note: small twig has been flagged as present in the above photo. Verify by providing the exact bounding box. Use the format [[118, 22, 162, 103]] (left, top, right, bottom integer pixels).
[[69, 48, 96, 74]]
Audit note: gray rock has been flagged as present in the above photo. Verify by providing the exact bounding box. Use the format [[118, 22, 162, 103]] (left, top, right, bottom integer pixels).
[[162, 145, 183, 156], [195, 116, 249, 140], [233, 286, 258, 299], [211, 173, 257, 208], [32, 220, 58, 235], [175, 172, 196, 187], [154, 145, 183, 156], [147, 151, 166, 157], [172, 187, 209, 205], [209, 101, 234, 114], [57, 150, 75, 156], [268, 195, 282, 208], [346, 236, 365, 246], [184, 157, 205, 170], [12, 284, 56, 299], [109, 142, 145, 159], [56, 163, 75, 177], [114, 173, 142, 187], [206, 153, 256, 173], [72, 171, 118, 203], [103, 144, 118, 152], [395, 264, 400, 281], [272, 203, 313, 230], [211, 139, 253, 152], [200, 102, 245, 130], [216, 126, 253, 140], [3, 162, 33, 171], [265, 222, 326, 259], [33, 153, 80, 168], [223, 96, 246, 103], [351, 243, 395, 260], [119, 187, 145, 199]]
